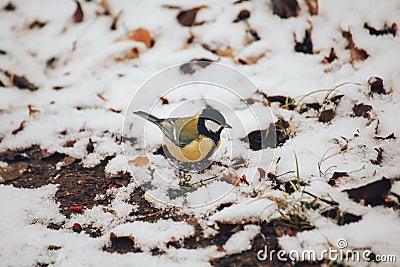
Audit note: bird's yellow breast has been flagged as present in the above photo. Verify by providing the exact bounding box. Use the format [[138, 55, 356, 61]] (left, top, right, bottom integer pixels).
[[165, 135, 220, 162]]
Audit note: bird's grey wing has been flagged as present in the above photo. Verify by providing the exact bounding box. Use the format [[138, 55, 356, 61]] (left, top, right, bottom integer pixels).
[[159, 118, 194, 148]]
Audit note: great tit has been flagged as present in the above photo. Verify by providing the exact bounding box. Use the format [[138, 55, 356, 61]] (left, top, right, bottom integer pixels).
[[133, 109, 232, 163]]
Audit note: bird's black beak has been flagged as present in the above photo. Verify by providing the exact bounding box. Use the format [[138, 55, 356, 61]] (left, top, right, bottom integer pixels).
[[223, 123, 232, 129]]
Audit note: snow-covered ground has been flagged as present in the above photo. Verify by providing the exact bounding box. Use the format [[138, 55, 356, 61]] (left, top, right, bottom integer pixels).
[[1, 0, 399, 266]]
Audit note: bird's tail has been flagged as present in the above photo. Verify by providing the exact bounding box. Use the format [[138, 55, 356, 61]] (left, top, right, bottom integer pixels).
[[133, 111, 161, 125]]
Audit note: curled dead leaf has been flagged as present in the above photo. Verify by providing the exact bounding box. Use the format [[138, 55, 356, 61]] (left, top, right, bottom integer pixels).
[[115, 47, 140, 62], [6, 72, 38, 91], [60, 156, 76, 166], [342, 30, 369, 62], [177, 6, 207, 27], [233, 9, 250, 23], [322, 48, 337, 64], [0, 162, 28, 182], [272, 0, 299, 19], [129, 156, 150, 167], [237, 52, 266, 65], [126, 29, 152, 48], [305, 0, 318, 16], [364, 22, 397, 37], [318, 109, 335, 123], [294, 28, 313, 54], [221, 172, 241, 186], [12, 121, 26, 135], [72, 0, 84, 23]]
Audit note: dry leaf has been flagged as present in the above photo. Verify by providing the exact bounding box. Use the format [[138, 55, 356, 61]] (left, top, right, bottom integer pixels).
[[342, 30, 369, 62], [272, 0, 299, 19], [63, 140, 76, 148], [305, 0, 318, 16], [177, 6, 207, 27], [6, 72, 38, 91], [160, 97, 169, 105], [237, 52, 266, 65], [115, 47, 140, 61], [0, 162, 28, 182], [129, 156, 150, 167], [99, 0, 111, 16], [72, 0, 84, 23], [3, 1, 16, 11], [353, 103, 372, 119], [233, 9, 250, 23], [243, 28, 261, 46], [12, 120, 25, 135], [61, 156, 76, 166], [221, 172, 241, 186], [27, 19, 47, 29], [125, 29, 152, 48], [368, 76, 386, 95], [322, 47, 337, 64], [364, 22, 397, 37], [86, 138, 94, 154], [318, 109, 335, 123], [27, 104, 40, 116], [294, 28, 313, 54], [216, 46, 234, 58]]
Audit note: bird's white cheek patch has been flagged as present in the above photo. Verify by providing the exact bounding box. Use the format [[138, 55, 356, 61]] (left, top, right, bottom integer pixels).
[[205, 120, 222, 133]]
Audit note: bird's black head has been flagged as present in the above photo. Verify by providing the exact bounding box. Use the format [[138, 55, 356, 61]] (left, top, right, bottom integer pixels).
[[198, 109, 231, 143]]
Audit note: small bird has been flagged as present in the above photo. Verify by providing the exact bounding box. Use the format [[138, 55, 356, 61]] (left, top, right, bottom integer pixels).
[[133, 109, 231, 164]]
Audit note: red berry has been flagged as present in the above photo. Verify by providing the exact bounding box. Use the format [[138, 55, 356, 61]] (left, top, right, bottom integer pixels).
[[70, 205, 82, 212], [72, 223, 82, 233]]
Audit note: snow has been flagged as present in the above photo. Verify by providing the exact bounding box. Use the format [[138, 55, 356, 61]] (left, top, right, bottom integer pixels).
[[223, 224, 260, 255], [1, 0, 400, 265], [110, 219, 195, 251]]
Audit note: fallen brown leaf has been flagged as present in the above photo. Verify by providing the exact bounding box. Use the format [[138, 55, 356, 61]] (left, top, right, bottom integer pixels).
[[237, 52, 266, 65], [99, 0, 111, 15], [0, 162, 28, 182], [60, 156, 76, 166], [353, 103, 372, 119], [368, 76, 386, 95], [27, 19, 47, 29], [322, 47, 337, 64], [63, 140, 76, 148], [318, 109, 335, 123], [304, 0, 318, 15], [129, 156, 150, 167], [370, 148, 384, 166], [6, 72, 38, 91], [125, 29, 152, 48], [221, 172, 241, 186], [72, 0, 84, 23], [177, 6, 207, 27], [3, 1, 15, 11], [12, 121, 26, 135], [233, 9, 250, 23], [271, 0, 299, 19], [342, 30, 369, 62], [294, 28, 313, 54], [364, 22, 397, 37]]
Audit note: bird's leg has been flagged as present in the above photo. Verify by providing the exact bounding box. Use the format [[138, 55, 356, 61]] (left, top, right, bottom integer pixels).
[[178, 170, 192, 187]]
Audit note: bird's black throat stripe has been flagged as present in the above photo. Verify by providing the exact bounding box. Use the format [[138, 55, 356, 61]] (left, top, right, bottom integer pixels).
[[197, 117, 223, 145]]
